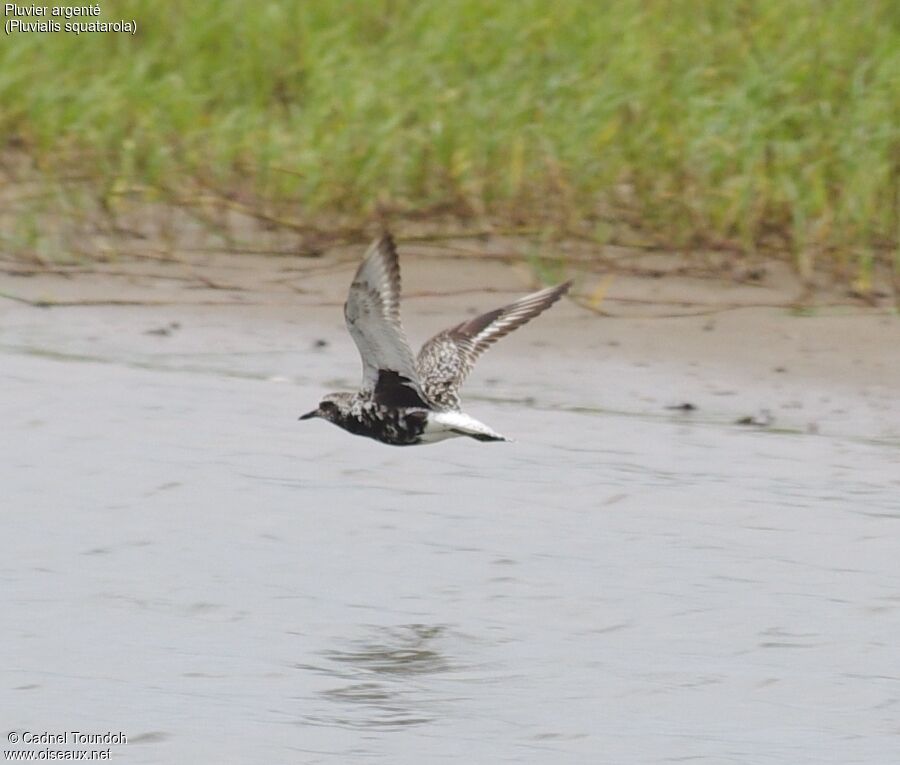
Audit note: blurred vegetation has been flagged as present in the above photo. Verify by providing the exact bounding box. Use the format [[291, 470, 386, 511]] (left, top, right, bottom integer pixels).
[[0, 0, 898, 283]]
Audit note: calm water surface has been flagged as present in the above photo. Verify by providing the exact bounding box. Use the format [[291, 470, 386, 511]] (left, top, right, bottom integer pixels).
[[2, 310, 899, 764]]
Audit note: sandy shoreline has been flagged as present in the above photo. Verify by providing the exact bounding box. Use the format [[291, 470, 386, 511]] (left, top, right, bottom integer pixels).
[[2, 244, 897, 443]]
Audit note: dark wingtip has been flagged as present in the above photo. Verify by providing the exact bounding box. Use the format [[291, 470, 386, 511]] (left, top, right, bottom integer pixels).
[[544, 279, 573, 308], [533, 279, 572, 301], [376, 230, 397, 257], [451, 278, 571, 342], [552, 279, 573, 297], [371, 231, 401, 284], [533, 279, 572, 307]]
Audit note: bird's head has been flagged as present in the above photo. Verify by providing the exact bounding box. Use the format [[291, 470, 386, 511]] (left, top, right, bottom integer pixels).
[[299, 392, 354, 424]]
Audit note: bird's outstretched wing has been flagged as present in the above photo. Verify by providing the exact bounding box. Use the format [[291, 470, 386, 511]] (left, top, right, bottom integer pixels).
[[344, 234, 430, 409], [417, 281, 571, 410]]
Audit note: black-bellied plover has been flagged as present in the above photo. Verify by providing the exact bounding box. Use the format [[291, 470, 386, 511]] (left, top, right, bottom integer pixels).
[[300, 234, 570, 446]]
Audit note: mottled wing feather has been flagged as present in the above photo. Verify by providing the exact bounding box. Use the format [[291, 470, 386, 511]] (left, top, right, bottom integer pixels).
[[344, 235, 428, 407], [417, 281, 571, 410], [415, 334, 468, 410]]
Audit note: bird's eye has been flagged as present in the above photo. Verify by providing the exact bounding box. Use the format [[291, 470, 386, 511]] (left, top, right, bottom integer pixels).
[[320, 401, 336, 412]]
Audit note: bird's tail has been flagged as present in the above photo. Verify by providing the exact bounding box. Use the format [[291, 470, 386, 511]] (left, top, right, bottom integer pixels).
[[428, 410, 510, 443]]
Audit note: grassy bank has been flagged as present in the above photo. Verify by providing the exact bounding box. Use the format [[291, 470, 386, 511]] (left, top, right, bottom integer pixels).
[[1, 0, 898, 281]]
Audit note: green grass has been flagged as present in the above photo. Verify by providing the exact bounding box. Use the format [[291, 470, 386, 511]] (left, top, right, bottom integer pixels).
[[1, 0, 898, 279]]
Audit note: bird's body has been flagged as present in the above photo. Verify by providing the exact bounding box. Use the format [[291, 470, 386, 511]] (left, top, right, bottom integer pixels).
[[300, 234, 570, 446]]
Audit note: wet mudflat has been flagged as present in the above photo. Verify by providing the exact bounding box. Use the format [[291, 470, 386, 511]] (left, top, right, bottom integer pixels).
[[2, 273, 899, 763]]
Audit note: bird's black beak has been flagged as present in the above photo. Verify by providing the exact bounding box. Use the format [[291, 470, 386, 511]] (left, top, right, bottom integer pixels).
[[298, 409, 318, 421]]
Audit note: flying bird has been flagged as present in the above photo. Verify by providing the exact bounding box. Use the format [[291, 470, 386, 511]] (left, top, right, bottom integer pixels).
[[300, 234, 570, 445]]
